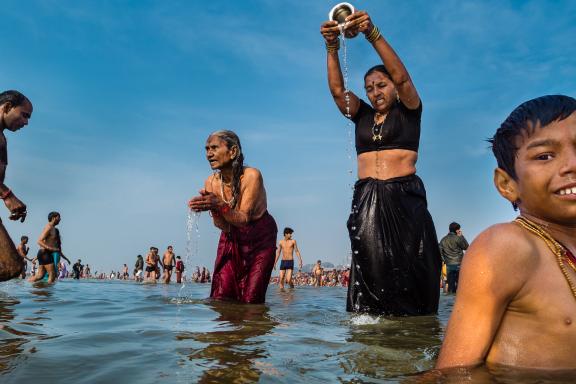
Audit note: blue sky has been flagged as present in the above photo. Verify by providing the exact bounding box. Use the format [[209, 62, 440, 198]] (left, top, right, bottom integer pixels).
[[1, 0, 575, 274]]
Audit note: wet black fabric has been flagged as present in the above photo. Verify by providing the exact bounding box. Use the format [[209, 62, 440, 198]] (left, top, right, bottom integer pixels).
[[346, 175, 442, 316]]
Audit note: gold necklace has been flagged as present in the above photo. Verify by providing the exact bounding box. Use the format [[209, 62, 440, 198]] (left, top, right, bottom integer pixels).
[[514, 216, 576, 301], [218, 174, 233, 206], [371, 113, 387, 141]]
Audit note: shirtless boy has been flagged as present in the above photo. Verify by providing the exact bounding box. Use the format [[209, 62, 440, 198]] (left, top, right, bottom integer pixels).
[[29, 212, 70, 283], [274, 227, 303, 288], [312, 260, 323, 287], [162, 245, 176, 284], [436, 95, 576, 370], [145, 247, 159, 282], [17, 235, 31, 279]]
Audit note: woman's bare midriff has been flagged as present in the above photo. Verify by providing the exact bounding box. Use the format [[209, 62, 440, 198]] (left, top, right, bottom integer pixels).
[[357, 149, 418, 180]]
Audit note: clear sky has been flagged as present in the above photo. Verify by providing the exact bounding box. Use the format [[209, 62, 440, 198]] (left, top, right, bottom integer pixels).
[[1, 0, 575, 274]]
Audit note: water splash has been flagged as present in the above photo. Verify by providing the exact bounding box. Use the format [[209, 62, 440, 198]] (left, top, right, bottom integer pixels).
[[338, 24, 356, 200], [179, 210, 201, 299], [350, 313, 381, 326]]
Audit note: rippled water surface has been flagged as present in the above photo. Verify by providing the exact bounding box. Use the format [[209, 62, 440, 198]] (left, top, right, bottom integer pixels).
[[1, 280, 575, 383]]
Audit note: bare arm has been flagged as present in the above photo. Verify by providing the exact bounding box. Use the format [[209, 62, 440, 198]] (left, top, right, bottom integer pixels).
[[274, 241, 283, 270], [0, 163, 27, 222], [436, 224, 534, 369], [346, 11, 420, 110], [294, 240, 303, 269], [320, 20, 361, 118]]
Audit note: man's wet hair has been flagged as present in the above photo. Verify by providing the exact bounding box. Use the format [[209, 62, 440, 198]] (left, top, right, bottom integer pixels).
[[449, 222, 461, 233], [0, 90, 31, 109], [284, 227, 294, 235], [364, 64, 392, 82], [48, 211, 60, 221], [489, 95, 576, 180], [21, 235, 28, 241]]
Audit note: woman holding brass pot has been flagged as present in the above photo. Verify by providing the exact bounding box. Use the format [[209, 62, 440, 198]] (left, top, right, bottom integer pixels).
[[320, 9, 441, 316]]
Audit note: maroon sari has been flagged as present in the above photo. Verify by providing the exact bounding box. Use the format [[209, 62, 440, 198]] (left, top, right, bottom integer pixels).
[[210, 211, 277, 304]]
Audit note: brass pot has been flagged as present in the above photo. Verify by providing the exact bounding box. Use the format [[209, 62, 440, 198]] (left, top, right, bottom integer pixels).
[[328, 2, 357, 38], [328, 2, 355, 25]]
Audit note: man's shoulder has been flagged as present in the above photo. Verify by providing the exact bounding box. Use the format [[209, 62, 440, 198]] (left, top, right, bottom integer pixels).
[[439, 233, 454, 243]]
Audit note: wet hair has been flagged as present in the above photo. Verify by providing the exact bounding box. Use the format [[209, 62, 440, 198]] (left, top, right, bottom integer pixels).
[[21, 235, 28, 241], [48, 211, 60, 221], [363, 65, 392, 82], [168, 245, 173, 249], [138, 254, 142, 258], [489, 95, 576, 210], [209, 130, 244, 209], [176, 256, 181, 259], [0, 90, 31, 109], [489, 95, 576, 180], [284, 227, 294, 235], [449, 222, 461, 233]]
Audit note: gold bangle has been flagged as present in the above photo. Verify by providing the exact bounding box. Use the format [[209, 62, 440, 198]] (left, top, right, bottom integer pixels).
[[325, 40, 340, 53], [366, 25, 381, 43]]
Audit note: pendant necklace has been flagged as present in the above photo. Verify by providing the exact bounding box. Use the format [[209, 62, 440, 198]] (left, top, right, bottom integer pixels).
[[372, 113, 387, 141]]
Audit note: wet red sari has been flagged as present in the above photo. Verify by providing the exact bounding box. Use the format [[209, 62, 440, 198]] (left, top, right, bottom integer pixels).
[[210, 212, 277, 304]]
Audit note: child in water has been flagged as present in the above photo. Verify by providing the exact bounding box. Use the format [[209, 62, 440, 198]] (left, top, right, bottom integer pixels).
[[436, 95, 576, 370]]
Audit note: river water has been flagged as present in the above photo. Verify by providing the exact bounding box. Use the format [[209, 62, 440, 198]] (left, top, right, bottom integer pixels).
[[0, 280, 574, 383]]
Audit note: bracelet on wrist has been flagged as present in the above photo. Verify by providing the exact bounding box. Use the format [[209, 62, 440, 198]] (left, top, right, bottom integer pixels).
[[325, 40, 340, 53], [365, 25, 381, 43], [1, 188, 12, 200]]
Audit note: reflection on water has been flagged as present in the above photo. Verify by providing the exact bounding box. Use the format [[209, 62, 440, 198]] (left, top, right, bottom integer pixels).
[[343, 314, 442, 380], [177, 300, 278, 383], [0, 285, 55, 376], [405, 364, 576, 384], [0, 281, 574, 383]]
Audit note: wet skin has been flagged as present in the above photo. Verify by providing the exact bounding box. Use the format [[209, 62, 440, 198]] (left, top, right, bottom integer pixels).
[[437, 113, 576, 369]]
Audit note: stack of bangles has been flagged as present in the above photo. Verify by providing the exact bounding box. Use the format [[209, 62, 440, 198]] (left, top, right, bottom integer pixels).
[[325, 40, 340, 53], [365, 25, 381, 43], [210, 204, 231, 218]]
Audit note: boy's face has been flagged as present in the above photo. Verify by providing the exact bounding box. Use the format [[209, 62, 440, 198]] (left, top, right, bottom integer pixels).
[[504, 112, 576, 224], [284, 232, 292, 239]]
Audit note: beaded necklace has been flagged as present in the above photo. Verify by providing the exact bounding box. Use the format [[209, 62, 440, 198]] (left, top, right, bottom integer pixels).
[[218, 173, 233, 206], [514, 216, 576, 301]]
